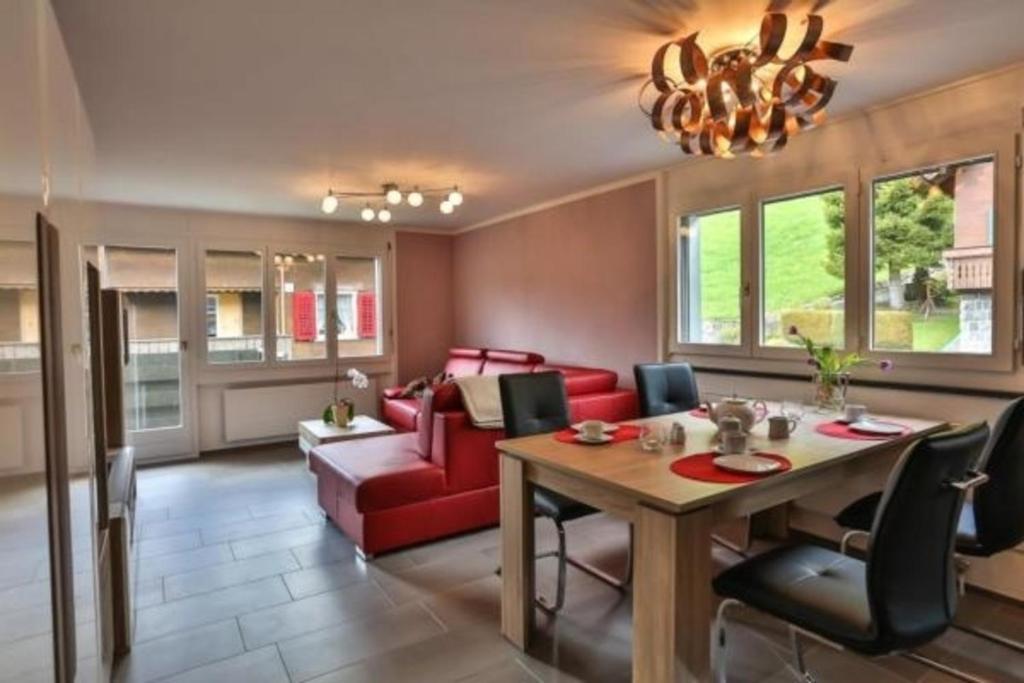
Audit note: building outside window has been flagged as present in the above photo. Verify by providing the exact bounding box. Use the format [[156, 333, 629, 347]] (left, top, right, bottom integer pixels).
[[274, 252, 326, 361], [871, 157, 994, 354], [205, 249, 264, 364]]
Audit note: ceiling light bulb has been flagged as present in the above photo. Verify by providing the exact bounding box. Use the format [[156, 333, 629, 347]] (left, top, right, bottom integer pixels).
[[448, 188, 463, 206], [385, 187, 402, 205], [321, 193, 339, 214], [361, 205, 375, 222], [407, 190, 424, 207], [377, 208, 392, 223], [439, 200, 454, 215]]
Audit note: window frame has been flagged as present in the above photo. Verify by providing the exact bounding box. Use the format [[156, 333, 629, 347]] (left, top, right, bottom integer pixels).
[[858, 134, 1016, 373], [0, 236, 42, 378], [667, 187, 754, 358], [752, 171, 860, 361]]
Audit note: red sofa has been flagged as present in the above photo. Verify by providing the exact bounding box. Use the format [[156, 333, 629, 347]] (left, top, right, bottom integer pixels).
[[310, 348, 637, 556]]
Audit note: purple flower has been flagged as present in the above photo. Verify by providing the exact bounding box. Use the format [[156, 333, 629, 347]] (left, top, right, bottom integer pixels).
[[879, 359, 894, 372], [787, 325, 799, 336], [806, 358, 820, 369]]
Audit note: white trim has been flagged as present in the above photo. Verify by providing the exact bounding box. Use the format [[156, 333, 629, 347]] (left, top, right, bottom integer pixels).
[[457, 171, 664, 234]]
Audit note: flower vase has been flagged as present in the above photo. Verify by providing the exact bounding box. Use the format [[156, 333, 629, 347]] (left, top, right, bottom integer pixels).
[[812, 372, 849, 412]]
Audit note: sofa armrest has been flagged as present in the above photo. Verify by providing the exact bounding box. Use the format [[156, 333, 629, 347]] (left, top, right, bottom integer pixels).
[[382, 386, 404, 399], [431, 410, 503, 494]]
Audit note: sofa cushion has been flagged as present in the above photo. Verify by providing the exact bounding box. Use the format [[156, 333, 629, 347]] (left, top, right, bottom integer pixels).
[[444, 347, 486, 377], [481, 349, 545, 376], [310, 434, 445, 514], [382, 396, 420, 432], [536, 364, 618, 396]]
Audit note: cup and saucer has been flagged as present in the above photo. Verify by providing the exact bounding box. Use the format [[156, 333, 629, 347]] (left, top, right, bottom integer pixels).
[[837, 404, 904, 436], [572, 420, 616, 444]]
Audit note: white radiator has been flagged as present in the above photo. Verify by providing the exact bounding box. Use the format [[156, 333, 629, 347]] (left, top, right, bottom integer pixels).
[[222, 379, 378, 443]]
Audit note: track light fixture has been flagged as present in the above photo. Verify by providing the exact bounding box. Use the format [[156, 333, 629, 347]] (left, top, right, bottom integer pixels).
[[319, 183, 466, 221]]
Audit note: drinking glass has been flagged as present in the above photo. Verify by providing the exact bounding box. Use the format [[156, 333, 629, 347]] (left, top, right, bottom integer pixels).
[[781, 400, 806, 423], [638, 424, 665, 452]]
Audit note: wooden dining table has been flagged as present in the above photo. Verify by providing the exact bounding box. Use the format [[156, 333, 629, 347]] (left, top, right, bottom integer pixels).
[[496, 406, 947, 682]]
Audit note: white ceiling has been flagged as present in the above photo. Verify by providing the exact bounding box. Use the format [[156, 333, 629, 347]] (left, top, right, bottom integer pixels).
[[51, 0, 1024, 230]]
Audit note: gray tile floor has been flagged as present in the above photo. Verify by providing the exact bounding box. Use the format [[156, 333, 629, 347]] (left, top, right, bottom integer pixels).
[[109, 444, 1024, 683]]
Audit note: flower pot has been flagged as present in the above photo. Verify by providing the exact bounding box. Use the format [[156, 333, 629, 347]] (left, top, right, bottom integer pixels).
[[330, 399, 355, 428]]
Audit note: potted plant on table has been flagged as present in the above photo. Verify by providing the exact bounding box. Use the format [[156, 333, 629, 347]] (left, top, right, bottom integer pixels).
[[323, 367, 370, 427], [788, 326, 893, 411]]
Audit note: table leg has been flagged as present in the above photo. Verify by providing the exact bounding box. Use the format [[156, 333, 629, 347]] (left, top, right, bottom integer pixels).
[[633, 504, 713, 682], [500, 454, 534, 649]]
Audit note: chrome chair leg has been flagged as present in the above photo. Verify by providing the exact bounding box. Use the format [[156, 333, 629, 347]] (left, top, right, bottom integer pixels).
[[789, 627, 815, 683], [536, 520, 568, 613], [901, 651, 988, 683], [953, 622, 1024, 655], [713, 599, 742, 683]]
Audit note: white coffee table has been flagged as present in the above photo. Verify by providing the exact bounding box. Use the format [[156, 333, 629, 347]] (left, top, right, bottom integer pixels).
[[297, 415, 396, 458]]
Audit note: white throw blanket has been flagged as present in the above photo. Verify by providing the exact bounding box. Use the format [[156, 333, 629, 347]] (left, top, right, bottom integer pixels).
[[455, 375, 504, 429]]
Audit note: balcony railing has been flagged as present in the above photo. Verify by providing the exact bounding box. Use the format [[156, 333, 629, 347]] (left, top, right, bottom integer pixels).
[[943, 247, 993, 292], [0, 341, 40, 360]]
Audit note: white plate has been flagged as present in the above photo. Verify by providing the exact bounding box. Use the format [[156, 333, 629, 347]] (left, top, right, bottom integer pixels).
[[713, 454, 782, 474], [571, 421, 619, 434], [849, 420, 904, 436], [574, 433, 613, 444], [712, 445, 753, 455]]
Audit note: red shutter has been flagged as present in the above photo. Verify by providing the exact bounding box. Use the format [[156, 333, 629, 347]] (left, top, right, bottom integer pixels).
[[357, 291, 376, 339], [293, 290, 316, 342]]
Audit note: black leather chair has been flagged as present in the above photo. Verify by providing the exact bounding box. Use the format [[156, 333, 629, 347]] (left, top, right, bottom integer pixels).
[[633, 362, 700, 417], [713, 423, 990, 683], [499, 371, 631, 612], [835, 397, 1024, 652]]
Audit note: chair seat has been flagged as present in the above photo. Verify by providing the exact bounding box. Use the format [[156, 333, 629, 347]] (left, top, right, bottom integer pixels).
[[713, 545, 881, 654], [836, 494, 983, 555], [533, 486, 595, 522]]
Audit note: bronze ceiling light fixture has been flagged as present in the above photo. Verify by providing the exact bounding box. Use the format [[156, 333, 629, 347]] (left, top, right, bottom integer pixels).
[[639, 12, 853, 159]]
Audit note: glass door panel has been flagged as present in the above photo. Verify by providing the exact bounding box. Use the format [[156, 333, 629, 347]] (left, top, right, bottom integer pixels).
[[92, 245, 185, 435]]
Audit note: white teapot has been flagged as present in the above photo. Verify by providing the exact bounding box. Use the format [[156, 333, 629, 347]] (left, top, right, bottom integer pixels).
[[704, 397, 768, 434]]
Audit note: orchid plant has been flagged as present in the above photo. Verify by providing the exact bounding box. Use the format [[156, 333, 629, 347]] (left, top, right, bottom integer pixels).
[[787, 325, 893, 409], [323, 367, 370, 425]]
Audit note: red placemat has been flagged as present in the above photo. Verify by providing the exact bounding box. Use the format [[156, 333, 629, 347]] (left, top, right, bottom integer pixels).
[[689, 406, 709, 418], [554, 425, 642, 445], [815, 420, 912, 441], [670, 452, 792, 484]]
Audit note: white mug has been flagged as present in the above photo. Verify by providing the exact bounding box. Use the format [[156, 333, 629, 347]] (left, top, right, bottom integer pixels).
[[580, 420, 605, 440], [844, 404, 867, 423]]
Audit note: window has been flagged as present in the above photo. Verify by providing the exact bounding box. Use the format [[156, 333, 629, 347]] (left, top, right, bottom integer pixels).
[[761, 188, 845, 348], [335, 256, 381, 357], [677, 208, 741, 345], [274, 252, 326, 361], [870, 157, 994, 355], [205, 250, 264, 364], [0, 240, 40, 373]]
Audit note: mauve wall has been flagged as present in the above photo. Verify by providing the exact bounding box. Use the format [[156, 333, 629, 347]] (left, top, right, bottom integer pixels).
[[395, 231, 455, 383], [453, 180, 658, 385]]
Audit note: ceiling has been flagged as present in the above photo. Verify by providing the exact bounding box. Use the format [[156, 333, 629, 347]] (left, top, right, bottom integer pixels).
[[52, 0, 1024, 230]]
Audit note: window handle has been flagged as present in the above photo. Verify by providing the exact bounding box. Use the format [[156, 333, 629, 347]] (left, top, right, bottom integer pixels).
[[180, 340, 188, 352], [743, 282, 751, 297]]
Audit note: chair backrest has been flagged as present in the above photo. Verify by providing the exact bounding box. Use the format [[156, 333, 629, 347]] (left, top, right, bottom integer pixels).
[[498, 371, 569, 439], [866, 423, 989, 651], [633, 363, 700, 417], [974, 396, 1024, 554]]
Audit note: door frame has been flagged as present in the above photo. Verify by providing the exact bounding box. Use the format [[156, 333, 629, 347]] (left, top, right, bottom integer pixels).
[[77, 233, 197, 462]]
